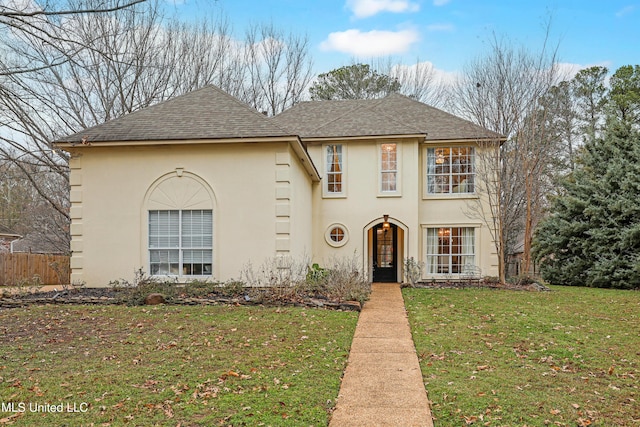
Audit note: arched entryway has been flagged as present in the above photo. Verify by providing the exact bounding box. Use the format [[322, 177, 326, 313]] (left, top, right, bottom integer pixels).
[[364, 217, 407, 283]]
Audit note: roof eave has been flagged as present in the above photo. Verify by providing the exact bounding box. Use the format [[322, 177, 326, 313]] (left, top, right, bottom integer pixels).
[[289, 138, 321, 182], [301, 133, 428, 144], [423, 136, 506, 144], [54, 135, 300, 149]]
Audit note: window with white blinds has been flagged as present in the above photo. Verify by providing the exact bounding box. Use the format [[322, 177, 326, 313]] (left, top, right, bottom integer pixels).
[[149, 210, 212, 276]]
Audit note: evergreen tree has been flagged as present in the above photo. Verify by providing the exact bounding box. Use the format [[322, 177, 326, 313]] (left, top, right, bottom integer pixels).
[[534, 119, 640, 289], [309, 64, 401, 100]]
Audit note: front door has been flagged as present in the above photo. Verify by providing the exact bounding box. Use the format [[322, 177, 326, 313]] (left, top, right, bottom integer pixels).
[[372, 223, 397, 282]]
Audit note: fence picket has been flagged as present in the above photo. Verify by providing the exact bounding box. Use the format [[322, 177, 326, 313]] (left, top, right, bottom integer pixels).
[[0, 253, 70, 286]]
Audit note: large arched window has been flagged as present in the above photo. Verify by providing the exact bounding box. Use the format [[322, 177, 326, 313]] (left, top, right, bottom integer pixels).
[[144, 171, 215, 277]]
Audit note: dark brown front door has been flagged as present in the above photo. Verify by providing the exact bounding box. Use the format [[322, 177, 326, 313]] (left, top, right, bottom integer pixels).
[[372, 223, 397, 282]]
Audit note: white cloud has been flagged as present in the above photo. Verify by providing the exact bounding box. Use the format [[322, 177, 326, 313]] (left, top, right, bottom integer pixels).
[[615, 5, 635, 17], [433, 0, 451, 5], [555, 61, 612, 82], [320, 28, 420, 56], [347, 0, 420, 18]]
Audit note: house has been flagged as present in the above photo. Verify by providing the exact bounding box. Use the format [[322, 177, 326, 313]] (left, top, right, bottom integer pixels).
[[0, 224, 22, 253], [55, 85, 502, 286]]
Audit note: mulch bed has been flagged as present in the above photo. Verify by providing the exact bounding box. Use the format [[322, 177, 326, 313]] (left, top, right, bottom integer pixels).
[[410, 280, 551, 291], [0, 287, 363, 311]]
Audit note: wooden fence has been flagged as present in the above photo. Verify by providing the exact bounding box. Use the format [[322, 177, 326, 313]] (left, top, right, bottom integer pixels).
[[0, 253, 70, 286]]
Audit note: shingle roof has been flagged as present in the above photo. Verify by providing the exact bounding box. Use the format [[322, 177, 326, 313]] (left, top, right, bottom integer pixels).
[[0, 224, 21, 238], [57, 85, 293, 144], [272, 93, 503, 141]]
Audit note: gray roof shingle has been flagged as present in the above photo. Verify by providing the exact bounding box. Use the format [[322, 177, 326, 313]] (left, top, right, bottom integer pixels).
[[272, 93, 503, 141], [57, 85, 293, 144]]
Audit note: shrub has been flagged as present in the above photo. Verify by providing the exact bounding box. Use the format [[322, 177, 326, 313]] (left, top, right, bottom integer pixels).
[[240, 254, 371, 305], [313, 254, 371, 305], [403, 257, 424, 286], [109, 268, 177, 305]]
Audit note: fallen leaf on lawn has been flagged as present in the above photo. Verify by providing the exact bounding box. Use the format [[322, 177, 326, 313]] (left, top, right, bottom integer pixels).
[[608, 365, 615, 375], [0, 413, 23, 424], [550, 409, 561, 415], [463, 415, 478, 424]]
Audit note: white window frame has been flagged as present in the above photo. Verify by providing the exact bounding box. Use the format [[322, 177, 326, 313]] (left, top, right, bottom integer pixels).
[[149, 209, 213, 277], [378, 142, 401, 196], [324, 223, 349, 248], [323, 143, 346, 198], [425, 146, 475, 197], [424, 226, 476, 276]]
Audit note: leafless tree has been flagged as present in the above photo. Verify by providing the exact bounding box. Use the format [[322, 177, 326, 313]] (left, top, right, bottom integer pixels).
[[453, 31, 564, 281], [383, 58, 447, 107], [0, 0, 148, 76], [242, 23, 314, 116], [335, 57, 447, 107], [0, 0, 313, 253]]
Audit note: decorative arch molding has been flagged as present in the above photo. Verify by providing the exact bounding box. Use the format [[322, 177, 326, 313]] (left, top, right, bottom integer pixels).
[[362, 216, 409, 283], [144, 170, 216, 210], [362, 216, 409, 235]]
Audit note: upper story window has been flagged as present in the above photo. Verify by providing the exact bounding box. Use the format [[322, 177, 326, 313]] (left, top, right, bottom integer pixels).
[[426, 147, 475, 195], [325, 144, 344, 196], [380, 143, 398, 193]]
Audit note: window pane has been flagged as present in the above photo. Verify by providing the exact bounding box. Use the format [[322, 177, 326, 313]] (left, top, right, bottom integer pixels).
[[381, 144, 397, 192], [150, 249, 179, 275], [326, 145, 343, 193], [183, 249, 212, 276], [182, 210, 213, 248], [427, 147, 475, 194], [150, 210, 212, 276], [425, 227, 475, 275], [149, 210, 179, 248]]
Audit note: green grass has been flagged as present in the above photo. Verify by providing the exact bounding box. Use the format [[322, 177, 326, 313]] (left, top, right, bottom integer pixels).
[[0, 304, 358, 426], [404, 286, 640, 426]]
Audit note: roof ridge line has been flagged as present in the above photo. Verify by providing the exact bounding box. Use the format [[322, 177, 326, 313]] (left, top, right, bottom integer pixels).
[[304, 100, 371, 134], [310, 97, 425, 136], [207, 85, 295, 135]]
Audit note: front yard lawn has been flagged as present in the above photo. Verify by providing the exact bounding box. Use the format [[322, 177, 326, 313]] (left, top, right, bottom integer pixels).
[[405, 285, 640, 426], [0, 304, 358, 426]]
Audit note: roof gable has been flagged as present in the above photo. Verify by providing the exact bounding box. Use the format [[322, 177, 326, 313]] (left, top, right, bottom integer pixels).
[[58, 85, 292, 144], [272, 93, 503, 141]]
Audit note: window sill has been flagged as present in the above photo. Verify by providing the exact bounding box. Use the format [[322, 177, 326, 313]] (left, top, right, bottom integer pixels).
[[377, 192, 402, 198], [150, 274, 214, 283], [423, 193, 479, 201], [322, 193, 347, 199]]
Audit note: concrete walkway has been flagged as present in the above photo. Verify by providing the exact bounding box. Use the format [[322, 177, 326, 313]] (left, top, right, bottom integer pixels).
[[329, 283, 434, 427]]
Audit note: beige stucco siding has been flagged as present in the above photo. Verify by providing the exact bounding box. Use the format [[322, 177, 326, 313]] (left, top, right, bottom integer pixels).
[[307, 138, 422, 280], [286, 145, 314, 258], [68, 141, 311, 286], [307, 138, 499, 281]]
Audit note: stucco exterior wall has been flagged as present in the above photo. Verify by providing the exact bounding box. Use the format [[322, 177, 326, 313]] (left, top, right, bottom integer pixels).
[[68, 141, 312, 286], [307, 137, 422, 281], [307, 138, 499, 281]]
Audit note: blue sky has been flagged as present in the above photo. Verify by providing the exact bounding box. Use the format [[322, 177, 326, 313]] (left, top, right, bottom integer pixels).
[[174, 0, 638, 77]]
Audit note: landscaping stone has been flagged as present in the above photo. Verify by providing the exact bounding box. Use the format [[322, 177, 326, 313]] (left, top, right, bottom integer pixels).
[[144, 293, 166, 305]]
